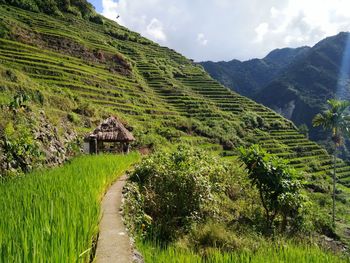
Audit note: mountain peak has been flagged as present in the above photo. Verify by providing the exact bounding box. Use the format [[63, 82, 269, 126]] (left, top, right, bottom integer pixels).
[[264, 46, 310, 64]]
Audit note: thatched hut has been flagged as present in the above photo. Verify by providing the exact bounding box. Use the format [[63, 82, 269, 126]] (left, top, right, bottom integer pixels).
[[84, 116, 135, 154]]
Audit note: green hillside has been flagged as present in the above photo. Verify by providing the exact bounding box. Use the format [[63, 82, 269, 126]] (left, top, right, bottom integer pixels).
[[1, 1, 350, 255]]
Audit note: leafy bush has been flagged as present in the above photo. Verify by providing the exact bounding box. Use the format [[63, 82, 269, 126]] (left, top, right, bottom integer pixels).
[[1, 121, 41, 174], [67, 112, 80, 124], [8, 92, 30, 113], [242, 112, 259, 129], [89, 15, 104, 24], [73, 101, 95, 117], [239, 144, 309, 233], [132, 130, 168, 150], [0, 22, 9, 39], [128, 146, 227, 242], [156, 127, 182, 141]]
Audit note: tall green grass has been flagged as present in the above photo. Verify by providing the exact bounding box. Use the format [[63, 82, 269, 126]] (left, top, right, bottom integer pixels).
[[138, 241, 349, 263], [0, 153, 139, 262]]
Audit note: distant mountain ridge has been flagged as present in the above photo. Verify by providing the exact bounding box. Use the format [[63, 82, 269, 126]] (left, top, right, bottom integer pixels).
[[200, 32, 350, 143], [201, 46, 310, 97]]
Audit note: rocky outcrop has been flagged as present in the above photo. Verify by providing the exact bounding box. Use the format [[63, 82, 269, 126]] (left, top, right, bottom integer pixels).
[[0, 110, 79, 176], [34, 111, 78, 166]]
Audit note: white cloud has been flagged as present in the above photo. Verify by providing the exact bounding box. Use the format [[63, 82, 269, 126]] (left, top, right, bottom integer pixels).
[[146, 18, 167, 42], [197, 33, 208, 46], [100, 0, 350, 61], [255, 23, 269, 42], [101, 0, 119, 21], [256, 0, 350, 51]]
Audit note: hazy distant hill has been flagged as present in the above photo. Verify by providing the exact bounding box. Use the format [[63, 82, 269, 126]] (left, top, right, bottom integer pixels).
[[201, 46, 310, 97], [200, 32, 350, 142]]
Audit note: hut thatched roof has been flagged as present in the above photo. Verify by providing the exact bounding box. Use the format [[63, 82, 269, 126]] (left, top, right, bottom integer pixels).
[[86, 116, 135, 142]]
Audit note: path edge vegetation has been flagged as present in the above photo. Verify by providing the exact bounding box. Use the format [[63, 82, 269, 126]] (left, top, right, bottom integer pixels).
[[123, 145, 350, 263]]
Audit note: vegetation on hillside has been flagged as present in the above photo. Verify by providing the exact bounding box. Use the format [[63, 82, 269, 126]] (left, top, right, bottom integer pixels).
[[1, 0, 98, 20], [138, 240, 349, 263], [124, 147, 347, 262], [313, 99, 350, 226]]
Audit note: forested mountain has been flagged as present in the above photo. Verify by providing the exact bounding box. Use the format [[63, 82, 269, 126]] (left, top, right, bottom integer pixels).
[[201, 46, 310, 97], [201, 32, 350, 143]]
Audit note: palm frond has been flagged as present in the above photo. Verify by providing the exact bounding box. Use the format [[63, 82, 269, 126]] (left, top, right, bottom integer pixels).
[[313, 99, 350, 139]]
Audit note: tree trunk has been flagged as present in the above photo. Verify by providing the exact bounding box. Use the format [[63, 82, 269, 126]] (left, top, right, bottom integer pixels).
[[259, 188, 272, 231], [281, 214, 288, 232], [332, 146, 337, 227]]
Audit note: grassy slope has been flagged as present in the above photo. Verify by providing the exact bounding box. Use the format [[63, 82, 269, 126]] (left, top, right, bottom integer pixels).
[[0, 153, 140, 262], [0, 4, 350, 242], [138, 241, 349, 263]]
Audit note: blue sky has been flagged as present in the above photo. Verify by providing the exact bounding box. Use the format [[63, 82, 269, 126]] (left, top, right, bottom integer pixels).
[[88, 0, 350, 62], [89, 0, 103, 13]]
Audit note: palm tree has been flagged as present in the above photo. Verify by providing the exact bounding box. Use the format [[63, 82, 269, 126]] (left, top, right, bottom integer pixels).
[[312, 99, 350, 226]]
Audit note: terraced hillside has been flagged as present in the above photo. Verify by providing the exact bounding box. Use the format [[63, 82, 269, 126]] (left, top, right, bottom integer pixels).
[[1, 4, 350, 239]]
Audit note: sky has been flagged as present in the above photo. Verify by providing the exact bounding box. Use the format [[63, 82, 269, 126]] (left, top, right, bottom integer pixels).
[[88, 0, 350, 62]]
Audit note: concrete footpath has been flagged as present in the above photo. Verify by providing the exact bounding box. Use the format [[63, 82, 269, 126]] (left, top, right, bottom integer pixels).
[[95, 175, 132, 263]]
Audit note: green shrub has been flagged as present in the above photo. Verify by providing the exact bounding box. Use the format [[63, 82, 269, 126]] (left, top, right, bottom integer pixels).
[[122, 181, 152, 237], [89, 15, 104, 24], [239, 144, 309, 233], [67, 112, 80, 124], [2, 121, 41, 174], [8, 92, 30, 113], [0, 22, 9, 39], [73, 102, 95, 117], [242, 112, 259, 129], [128, 146, 226, 242], [132, 130, 168, 150], [157, 127, 182, 141], [32, 90, 45, 105]]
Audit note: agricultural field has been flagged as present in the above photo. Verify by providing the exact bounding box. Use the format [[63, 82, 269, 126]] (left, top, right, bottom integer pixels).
[[0, 153, 139, 262]]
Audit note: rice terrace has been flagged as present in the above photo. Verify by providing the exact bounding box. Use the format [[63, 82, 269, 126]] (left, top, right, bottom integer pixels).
[[1, 0, 350, 262]]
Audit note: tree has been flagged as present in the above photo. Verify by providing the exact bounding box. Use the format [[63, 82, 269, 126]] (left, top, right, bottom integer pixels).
[[8, 93, 29, 113], [239, 145, 307, 233], [312, 99, 350, 226]]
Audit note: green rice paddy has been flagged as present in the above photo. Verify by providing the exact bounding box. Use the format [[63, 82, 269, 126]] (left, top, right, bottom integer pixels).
[[0, 153, 139, 262]]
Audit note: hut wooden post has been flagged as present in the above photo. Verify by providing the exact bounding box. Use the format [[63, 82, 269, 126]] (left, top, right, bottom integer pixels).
[[122, 142, 130, 154], [97, 140, 103, 153], [89, 136, 98, 154]]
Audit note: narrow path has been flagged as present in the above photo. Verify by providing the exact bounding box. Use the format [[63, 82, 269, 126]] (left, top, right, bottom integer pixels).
[[95, 175, 132, 263]]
